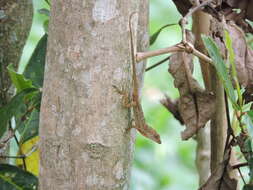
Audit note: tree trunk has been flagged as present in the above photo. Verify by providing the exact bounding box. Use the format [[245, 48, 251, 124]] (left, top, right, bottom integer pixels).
[[192, 8, 227, 182], [0, 0, 33, 162], [192, 11, 211, 186], [39, 1, 148, 189]]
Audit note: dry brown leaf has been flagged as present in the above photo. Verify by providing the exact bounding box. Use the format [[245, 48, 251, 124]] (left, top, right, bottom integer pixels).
[[225, 0, 246, 8], [160, 95, 184, 125], [225, 0, 253, 21], [171, 0, 193, 16], [169, 51, 215, 140], [210, 20, 253, 87], [171, 0, 253, 33], [179, 91, 215, 140], [226, 23, 253, 87], [199, 150, 238, 190]]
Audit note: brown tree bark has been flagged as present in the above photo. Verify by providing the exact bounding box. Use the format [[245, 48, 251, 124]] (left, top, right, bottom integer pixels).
[[39, 1, 148, 189]]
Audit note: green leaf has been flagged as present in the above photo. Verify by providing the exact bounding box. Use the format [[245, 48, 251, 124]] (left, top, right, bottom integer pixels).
[[43, 20, 49, 33], [249, 157, 253, 184], [243, 102, 253, 112], [0, 164, 38, 190], [224, 30, 242, 107], [245, 111, 253, 138], [14, 91, 41, 143], [243, 184, 253, 190], [224, 30, 235, 68], [242, 137, 253, 182], [23, 34, 47, 88], [150, 23, 177, 46], [19, 109, 39, 144], [248, 110, 253, 121], [0, 88, 37, 138], [202, 35, 239, 109], [7, 65, 35, 92], [44, 0, 50, 6]]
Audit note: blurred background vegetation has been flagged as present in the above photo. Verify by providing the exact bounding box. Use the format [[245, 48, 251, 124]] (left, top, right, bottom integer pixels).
[[19, 0, 200, 189]]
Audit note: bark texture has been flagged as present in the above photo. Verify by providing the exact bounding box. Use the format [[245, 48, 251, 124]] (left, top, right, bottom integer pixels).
[[39, 1, 148, 189]]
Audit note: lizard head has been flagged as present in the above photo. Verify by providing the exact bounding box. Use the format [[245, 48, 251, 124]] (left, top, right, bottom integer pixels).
[[144, 125, 162, 144]]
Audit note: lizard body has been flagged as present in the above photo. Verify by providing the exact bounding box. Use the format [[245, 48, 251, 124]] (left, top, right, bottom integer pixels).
[[113, 13, 161, 144], [129, 12, 161, 144]]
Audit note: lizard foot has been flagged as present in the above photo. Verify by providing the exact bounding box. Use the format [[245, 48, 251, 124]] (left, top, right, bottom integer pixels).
[[112, 85, 136, 108]]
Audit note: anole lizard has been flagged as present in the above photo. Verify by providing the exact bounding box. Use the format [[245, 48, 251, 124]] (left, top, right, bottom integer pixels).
[[113, 12, 161, 144]]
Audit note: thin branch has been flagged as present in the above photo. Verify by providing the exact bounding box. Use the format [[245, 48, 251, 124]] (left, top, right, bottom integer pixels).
[[136, 42, 213, 65], [0, 155, 26, 159], [8, 121, 27, 170], [224, 91, 235, 153], [136, 44, 182, 62], [224, 92, 246, 184], [145, 55, 170, 72], [232, 162, 248, 169], [237, 168, 246, 185], [0, 142, 38, 159], [180, 0, 213, 43]]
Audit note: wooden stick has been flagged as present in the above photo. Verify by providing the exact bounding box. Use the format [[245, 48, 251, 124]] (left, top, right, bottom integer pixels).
[[136, 42, 213, 65]]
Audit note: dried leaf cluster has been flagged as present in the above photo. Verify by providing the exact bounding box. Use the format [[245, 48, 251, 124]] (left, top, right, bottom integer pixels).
[[160, 0, 253, 141], [168, 50, 215, 140], [172, 0, 253, 33]]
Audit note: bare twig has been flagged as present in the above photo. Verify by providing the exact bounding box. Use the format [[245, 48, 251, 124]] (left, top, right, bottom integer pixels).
[[0, 128, 15, 145], [136, 44, 182, 62], [136, 42, 213, 65], [0, 142, 38, 159], [145, 55, 170, 72], [232, 162, 248, 169], [180, 0, 213, 43]]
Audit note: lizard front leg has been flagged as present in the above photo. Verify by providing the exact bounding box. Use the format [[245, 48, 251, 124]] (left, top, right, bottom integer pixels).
[[112, 85, 137, 108]]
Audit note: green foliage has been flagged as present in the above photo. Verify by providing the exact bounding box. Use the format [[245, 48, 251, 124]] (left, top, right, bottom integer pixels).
[[38, 9, 50, 33], [1, 1, 198, 189], [150, 23, 178, 46], [0, 3, 47, 184], [19, 109, 40, 144], [7, 65, 35, 92], [23, 34, 47, 88], [132, 1, 197, 189], [224, 31, 243, 107], [0, 164, 38, 190], [0, 88, 37, 138], [202, 35, 239, 110], [243, 184, 253, 190], [0, 31, 46, 139]]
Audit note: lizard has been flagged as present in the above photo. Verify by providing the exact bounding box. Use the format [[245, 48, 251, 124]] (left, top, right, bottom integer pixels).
[[113, 12, 161, 144]]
